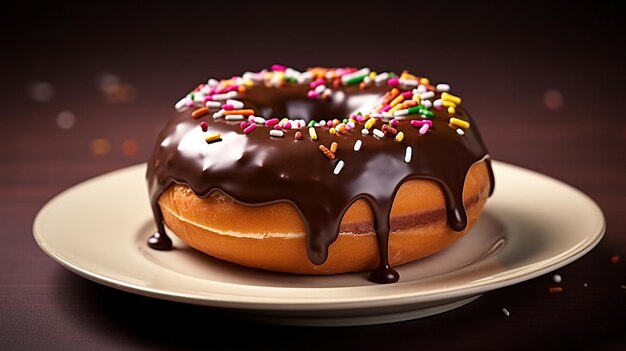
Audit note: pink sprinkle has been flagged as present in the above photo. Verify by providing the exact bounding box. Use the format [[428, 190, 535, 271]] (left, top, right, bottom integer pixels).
[[401, 91, 413, 98], [419, 124, 430, 135], [381, 105, 392, 113], [204, 95, 213, 103], [200, 121, 208, 132], [224, 85, 239, 93], [307, 90, 319, 99], [346, 122, 354, 131], [185, 98, 194, 107], [240, 121, 248, 129], [274, 124, 282, 130], [411, 120, 433, 127], [271, 64, 287, 72], [388, 77, 400, 87], [265, 118, 279, 127], [282, 122, 292, 129], [310, 78, 325, 89], [390, 119, 398, 127], [327, 120, 333, 127], [356, 115, 364, 123], [222, 104, 234, 110], [243, 123, 256, 134]]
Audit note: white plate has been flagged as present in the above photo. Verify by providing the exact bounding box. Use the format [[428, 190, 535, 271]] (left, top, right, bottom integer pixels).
[[33, 161, 605, 326]]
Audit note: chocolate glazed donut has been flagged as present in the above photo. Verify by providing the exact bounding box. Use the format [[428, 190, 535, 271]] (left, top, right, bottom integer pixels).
[[146, 67, 494, 284]]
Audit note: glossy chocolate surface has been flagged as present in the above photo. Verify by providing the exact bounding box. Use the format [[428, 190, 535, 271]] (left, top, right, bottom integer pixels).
[[147, 82, 493, 283]]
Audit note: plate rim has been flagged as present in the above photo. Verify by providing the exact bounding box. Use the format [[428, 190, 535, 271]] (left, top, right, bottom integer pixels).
[[33, 161, 606, 311]]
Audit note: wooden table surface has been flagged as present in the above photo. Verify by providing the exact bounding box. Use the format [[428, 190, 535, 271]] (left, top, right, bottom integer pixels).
[[1, 3, 624, 350]]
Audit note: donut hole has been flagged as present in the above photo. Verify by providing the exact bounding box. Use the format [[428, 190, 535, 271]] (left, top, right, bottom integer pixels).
[[240, 84, 386, 122]]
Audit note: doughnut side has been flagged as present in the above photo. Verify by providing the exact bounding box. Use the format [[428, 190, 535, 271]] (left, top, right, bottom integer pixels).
[[157, 161, 490, 274]]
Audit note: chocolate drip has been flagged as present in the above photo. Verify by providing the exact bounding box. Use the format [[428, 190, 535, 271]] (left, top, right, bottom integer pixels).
[[146, 83, 493, 283]]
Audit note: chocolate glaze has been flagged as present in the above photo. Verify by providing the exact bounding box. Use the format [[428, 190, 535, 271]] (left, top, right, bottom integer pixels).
[[147, 82, 494, 284]]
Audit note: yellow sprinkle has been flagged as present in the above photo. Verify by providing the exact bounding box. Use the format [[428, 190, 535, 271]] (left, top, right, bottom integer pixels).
[[330, 141, 338, 153], [390, 95, 404, 107], [442, 92, 462, 105], [205, 132, 221, 143], [279, 118, 289, 126], [412, 94, 421, 103], [365, 118, 376, 129], [369, 72, 377, 79], [329, 127, 336, 135], [309, 127, 318, 140], [442, 100, 457, 108], [395, 131, 405, 143], [243, 79, 254, 86], [448, 106, 456, 115], [348, 118, 357, 124], [419, 77, 430, 85], [401, 71, 409, 79], [336, 123, 346, 133], [449, 117, 470, 129], [389, 104, 404, 114]]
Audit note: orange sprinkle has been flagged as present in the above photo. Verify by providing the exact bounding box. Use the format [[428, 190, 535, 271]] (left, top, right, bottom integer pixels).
[[238, 85, 247, 93], [382, 124, 398, 135], [191, 107, 209, 119], [390, 95, 405, 107], [295, 131, 302, 140], [319, 145, 335, 160], [383, 88, 400, 105], [224, 109, 255, 116], [549, 287, 564, 294]]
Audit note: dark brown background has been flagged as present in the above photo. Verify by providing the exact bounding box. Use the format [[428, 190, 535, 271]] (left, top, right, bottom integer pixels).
[[1, 1, 624, 350]]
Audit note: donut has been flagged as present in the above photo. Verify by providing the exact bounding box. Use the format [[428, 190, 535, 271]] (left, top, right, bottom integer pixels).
[[147, 65, 494, 284]]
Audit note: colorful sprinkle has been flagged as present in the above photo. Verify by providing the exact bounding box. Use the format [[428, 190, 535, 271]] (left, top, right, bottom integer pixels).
[[192, 107, 209, 119], [309, 127, 318, 140], [419, 124, 430, 135], [373, 128, 384, 139], [205, 132, 221, 143], [330, 141, 338, 153], [243, 123, 256, 134], [295, 131, 303, 140], [200, 121, 208, 131], [441, 92, 462, 105], [319, 144, 335, 160], [395, 131, 404, 143], [449, 117, 470, 129]]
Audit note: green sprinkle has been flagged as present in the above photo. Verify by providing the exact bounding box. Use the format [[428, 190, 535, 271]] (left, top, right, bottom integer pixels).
[[407, 106, 421, 115], [342, 118, 348, 123], [345, 74, 367, 86], [308, 120, 317, 127]]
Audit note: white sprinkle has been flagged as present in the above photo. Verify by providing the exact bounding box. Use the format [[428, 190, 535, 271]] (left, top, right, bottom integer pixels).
[[361, 128, 370, 135], [200, 85, 211, 95], [227, 91, 238, 99], [212, 109, 225, 119], [211, 93, 229, 101], [583, 283, 588, 287], [353, 139, 363, 151], [225, 114, 244, 121], [205, 101, 221, 109], [421, 99, 432, 109], [319, 120, 327, 126], [226, 99, 244, 109], [207, 78, 219, 87], [192, 93, 205, 103], [433, 99, 444, 109], [394, 109, 409, 117], [269, 130, 284, 137], [502, 308, 510, 317], [374, 72, 390, 85], [456, 128, 465, 136], [56, 110, 76, 130], [254, 116, 266, 124], [552, 274, 562, 284], [341, 67, 371, 84], [333, 160, 345, 175], [399, 78, 419, 87], [381, 112, 393, 119], [373, 128, 385, 138], [436, 83, 450, 92], [175, 97, 190, 111], [416, 84, 428, 94], [315, 84, 326, 94], [297, 71, 313, 84], [420, 91, 435, 100], [404, 146, 412, 163]]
